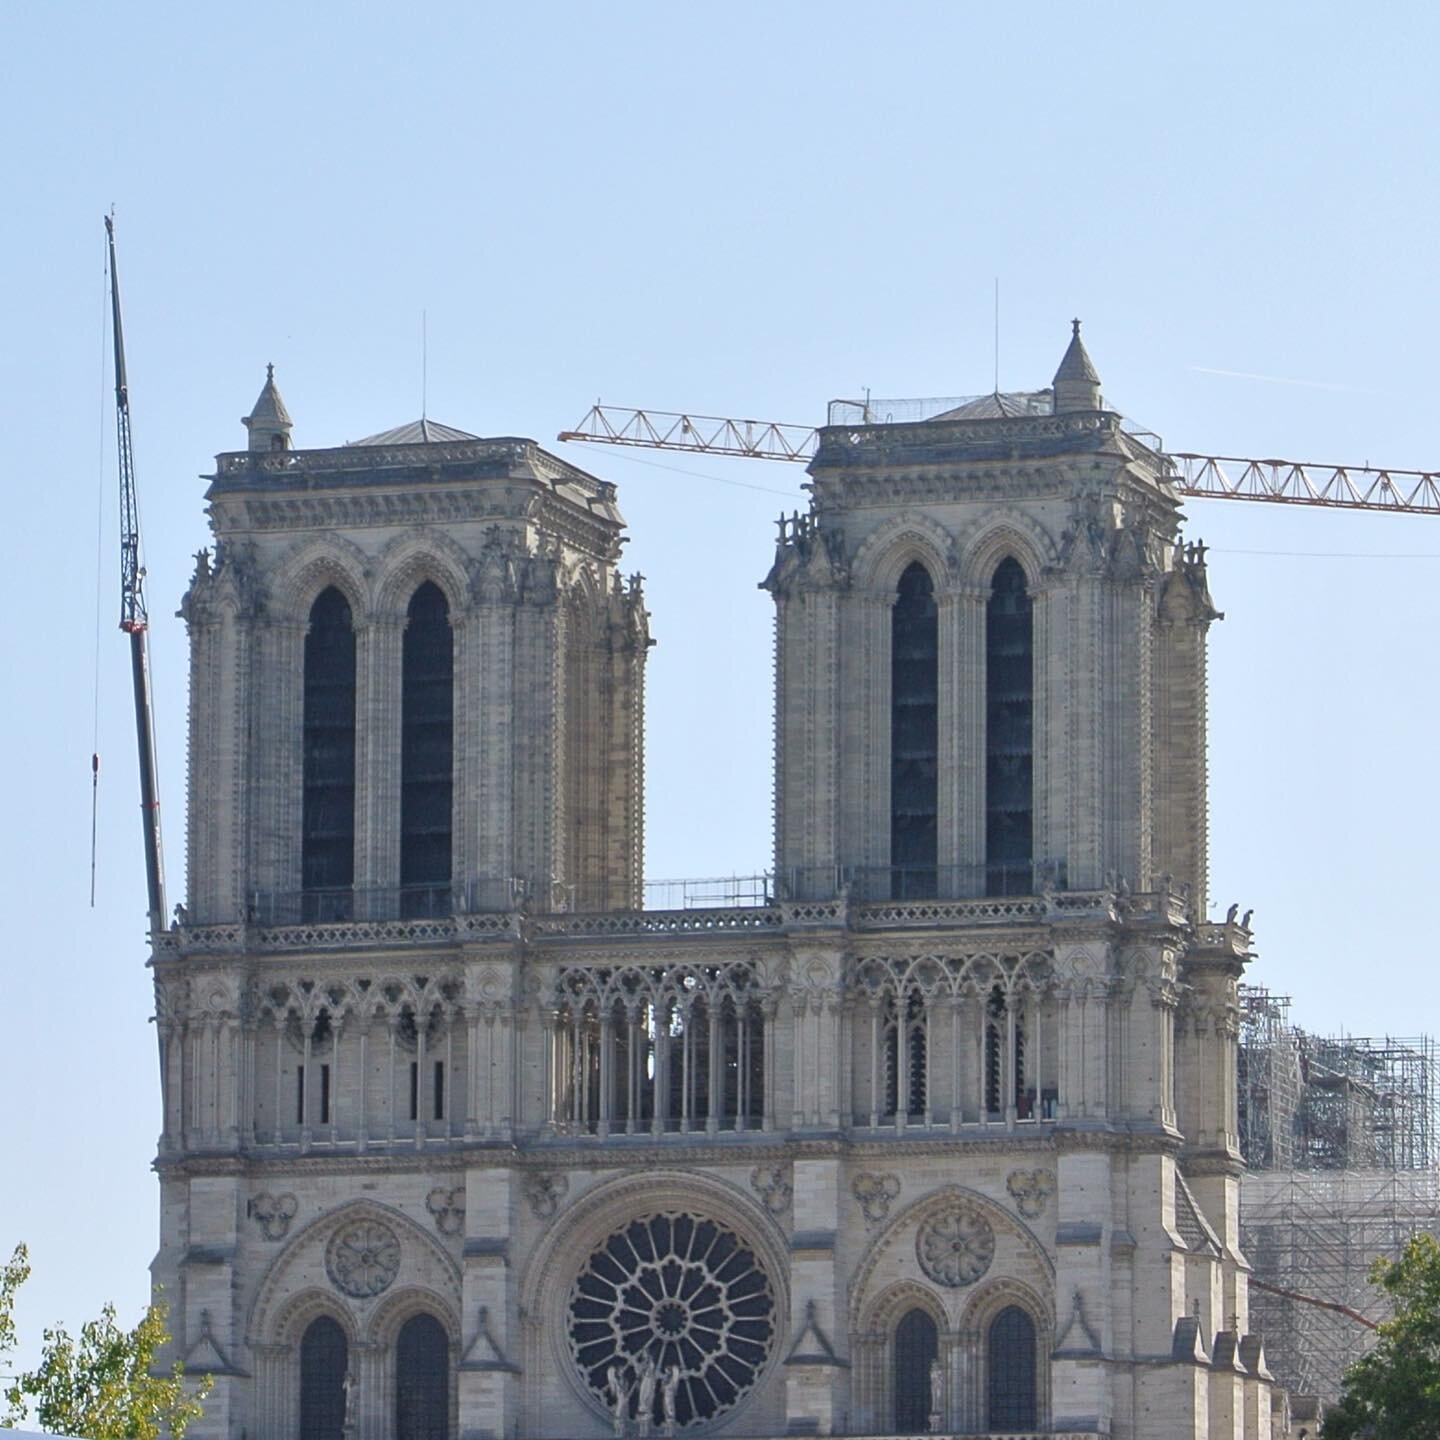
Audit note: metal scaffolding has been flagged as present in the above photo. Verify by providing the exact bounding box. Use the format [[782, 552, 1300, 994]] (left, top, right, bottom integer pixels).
[[1237, 985, 1440, 1403]]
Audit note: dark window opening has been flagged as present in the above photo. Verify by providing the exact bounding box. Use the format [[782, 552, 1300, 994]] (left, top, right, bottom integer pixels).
[[891, 562, 938, 898], [401, 583, 454, 918], [302, 588, 356, 921], [396, 1312, 449, 1440], [299, 1315, 348, 1440], [987, 1305, 1037, 1431], [985, 987, 1005, 1117], [409, 1061, 420, 1122], [433, 1061, 445, 1121], [894, 1307, 939, 1433], [883, 994, 926, 1119], [296, 1064, 306, 1125], [986, 558, 1033, 896], [320, 1063, 331, 1125]]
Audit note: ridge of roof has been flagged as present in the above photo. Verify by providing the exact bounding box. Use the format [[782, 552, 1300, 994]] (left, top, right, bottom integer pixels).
[[349, 418, 480, 446]]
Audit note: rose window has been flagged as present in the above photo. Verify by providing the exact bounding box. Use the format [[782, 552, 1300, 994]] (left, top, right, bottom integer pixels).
[[326, 1219, 402, 1297], [915, 1204, 995, 1287], [568, 1212, 776, 1428]]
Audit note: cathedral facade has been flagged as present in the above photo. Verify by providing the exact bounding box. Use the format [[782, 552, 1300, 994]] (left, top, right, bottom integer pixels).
[[152, 331, 1294, 1439]]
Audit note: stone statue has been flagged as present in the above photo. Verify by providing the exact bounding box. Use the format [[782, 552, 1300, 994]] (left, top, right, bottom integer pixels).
[[661, 1366, 680, 1434], [608, 1364, 629, 1437], [927, 1356, 944, 1433], [636, 1354, 658, 1437], [341, 1364, 356, 1437]]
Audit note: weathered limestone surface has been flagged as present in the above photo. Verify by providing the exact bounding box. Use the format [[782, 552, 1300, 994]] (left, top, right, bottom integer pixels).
[[153, 349, 1295, 1440]]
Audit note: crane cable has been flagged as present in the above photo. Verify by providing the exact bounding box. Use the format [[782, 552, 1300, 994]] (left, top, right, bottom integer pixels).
[[91, 231, 108, 906]]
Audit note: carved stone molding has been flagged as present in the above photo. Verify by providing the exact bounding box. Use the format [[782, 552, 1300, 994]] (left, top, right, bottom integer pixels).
[[852, 1171, 902, 1225], [749, 1165, 792, 1216], [426, 1185, 465, 1237], [524, 1170, 569, 1219], [325, 1218, 402, 1297], [915, 1203, 995, 1288], [1006, 1168, 1056, 1220], [250, 1192, 298, 1241]]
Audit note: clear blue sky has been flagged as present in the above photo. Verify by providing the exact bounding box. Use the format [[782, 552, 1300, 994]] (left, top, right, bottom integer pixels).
[[2, 0, 1438, 1378]]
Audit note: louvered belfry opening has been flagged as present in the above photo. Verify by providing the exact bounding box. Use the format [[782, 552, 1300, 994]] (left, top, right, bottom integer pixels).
[[400, 582, 454, 917], [985, 557, 1033, 896], [299, 1315, 348, 1440], [302, 587, 357, 921], [894, 1307, 939, 1433], [891, 562, 939, 898], [987, 1305, 1038, 1430], [396, 1312, 450, 1440]]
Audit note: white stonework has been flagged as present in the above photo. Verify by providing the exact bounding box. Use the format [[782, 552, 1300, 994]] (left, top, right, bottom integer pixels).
[[153, 343, 1299, 1440]]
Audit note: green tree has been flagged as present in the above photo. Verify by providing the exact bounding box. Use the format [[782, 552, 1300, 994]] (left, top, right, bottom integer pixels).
[[1, 1243, 210, 1439], [1325, 1231, 1440, 1440]]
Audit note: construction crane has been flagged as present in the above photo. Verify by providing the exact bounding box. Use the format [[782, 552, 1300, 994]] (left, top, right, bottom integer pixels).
[[105, 214, 168, 935], [558, 402, 1440, 517]]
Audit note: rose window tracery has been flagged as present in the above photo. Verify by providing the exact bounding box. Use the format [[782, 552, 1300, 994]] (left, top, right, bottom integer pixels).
[[326, 1219, 401, 1297], [915, 1204, 995, 1287], [568, 1212, 776, 1428]]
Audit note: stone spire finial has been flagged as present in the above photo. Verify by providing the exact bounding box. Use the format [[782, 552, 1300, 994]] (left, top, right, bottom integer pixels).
[[242, 363, 294, 452], [1052, 319, 1103, 412]]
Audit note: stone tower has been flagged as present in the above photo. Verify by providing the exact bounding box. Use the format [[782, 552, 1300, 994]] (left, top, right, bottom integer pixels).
[[152, 339, 1292, 1440], [768, 321, 1216, 908], [181, 393, 649, 927]]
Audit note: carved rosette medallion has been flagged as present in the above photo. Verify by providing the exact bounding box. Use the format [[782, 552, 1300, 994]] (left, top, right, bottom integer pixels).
[[326, 1220, 401, 1297], [916, 1204, 995, 1288]]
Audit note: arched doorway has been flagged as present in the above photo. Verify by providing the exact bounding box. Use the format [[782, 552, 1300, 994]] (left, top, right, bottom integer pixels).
[[396, 1312, 450, 1440], [299, 1315, 348, 1440], [894, 1306, 938, 1433], [986, 1305, 1037, 1431]]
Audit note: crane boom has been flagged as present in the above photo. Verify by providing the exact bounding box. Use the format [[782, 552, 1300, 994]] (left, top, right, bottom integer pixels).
[[559, 404, 1440, 518], [105, 215, 168, 934]]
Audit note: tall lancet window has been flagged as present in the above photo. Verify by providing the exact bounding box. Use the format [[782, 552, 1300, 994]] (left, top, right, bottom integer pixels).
[[302, 587, 357, 921], [401, 582, 454, 917], [891, 562, 938, 898], [985, 558, 1033, 895]]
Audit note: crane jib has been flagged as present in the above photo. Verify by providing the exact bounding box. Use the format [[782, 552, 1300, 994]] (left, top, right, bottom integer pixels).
[[104, 215, 168, 936]]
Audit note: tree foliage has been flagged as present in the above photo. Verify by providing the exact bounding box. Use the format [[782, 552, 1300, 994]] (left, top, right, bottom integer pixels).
[[1324, 1231, 1440, 1440], [1, 1243, 210, 1439]]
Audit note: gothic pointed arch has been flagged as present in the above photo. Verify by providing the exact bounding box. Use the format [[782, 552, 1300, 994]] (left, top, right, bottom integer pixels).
[[519, 1170, 789, 1435], [272, 533, 372, 622], [848, 1184, 1053, 1335], [985, 554, 1034, 895], [302, 585, 357, 917], [894, 1307, 939, 1433], [248, 1199, 462, 1351], [372, 530, 474, 623], [961, 1275, 1050, 1432], [299, 1313, 349, 1440], [850, 512, 953, 595], [952, 511, 1054, 593], [400, 580, 455, 914], [396, 1311, 451, 1440], [891, 560, 938, 896]]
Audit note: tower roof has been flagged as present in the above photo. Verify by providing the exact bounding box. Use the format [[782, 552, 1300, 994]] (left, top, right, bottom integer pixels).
[[1052, 319, 1103, 413], [242, 363, 294, 451], [349, 418, 479, 446], [1053, 319, 1101, 386], [244, 363, 292, 428]]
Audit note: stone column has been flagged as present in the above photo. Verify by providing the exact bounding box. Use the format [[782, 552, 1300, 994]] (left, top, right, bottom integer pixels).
[[356, 616, 403, 906]]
